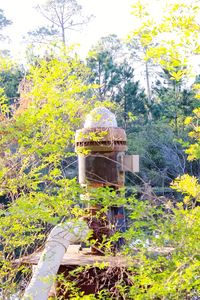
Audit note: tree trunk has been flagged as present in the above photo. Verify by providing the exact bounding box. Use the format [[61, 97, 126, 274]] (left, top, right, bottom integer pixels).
[[124, 94, 127, 130], [145, 61, 153, 121], [61, 24, 66, 46]]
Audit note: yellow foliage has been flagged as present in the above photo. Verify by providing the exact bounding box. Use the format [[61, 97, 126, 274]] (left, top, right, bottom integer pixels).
[[184, 116, 192, 125], [129, 0, 200, 79], [172, 174, 200, 204]]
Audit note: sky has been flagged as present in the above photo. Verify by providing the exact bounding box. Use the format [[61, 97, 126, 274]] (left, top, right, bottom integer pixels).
[[0, 0, 134, 61]]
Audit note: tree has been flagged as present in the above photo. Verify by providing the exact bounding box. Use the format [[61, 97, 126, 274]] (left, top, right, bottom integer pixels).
[[0, 49, 115, 296], [0, 64, 24, 107], [87, 49, 119, 100], [0, 56, 24, 119], [87, 35, 147, 129], [113, 63, 147, 130], [29, 0, 91, 45], [129, 0, 200, 77], [0, 8, 12, 55], [0, 8, 12, 40], [127, 1, 159, 121], [128, 0, 200, 122], [152, 69, 198, 135], [127, 0, 200, 182], [27, 26, 59, 45], [1, 1, 200, 297], [128, 122, 199, 190]]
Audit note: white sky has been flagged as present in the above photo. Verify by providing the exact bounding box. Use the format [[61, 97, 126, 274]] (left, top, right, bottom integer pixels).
[[0, 0, 134, 61]]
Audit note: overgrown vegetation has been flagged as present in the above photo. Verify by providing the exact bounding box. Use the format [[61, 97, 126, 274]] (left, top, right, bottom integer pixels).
[[0, 0, 200, 299]]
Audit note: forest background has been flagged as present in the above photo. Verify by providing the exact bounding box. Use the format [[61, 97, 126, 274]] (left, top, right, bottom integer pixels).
[[0, 0, 200, 299]]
